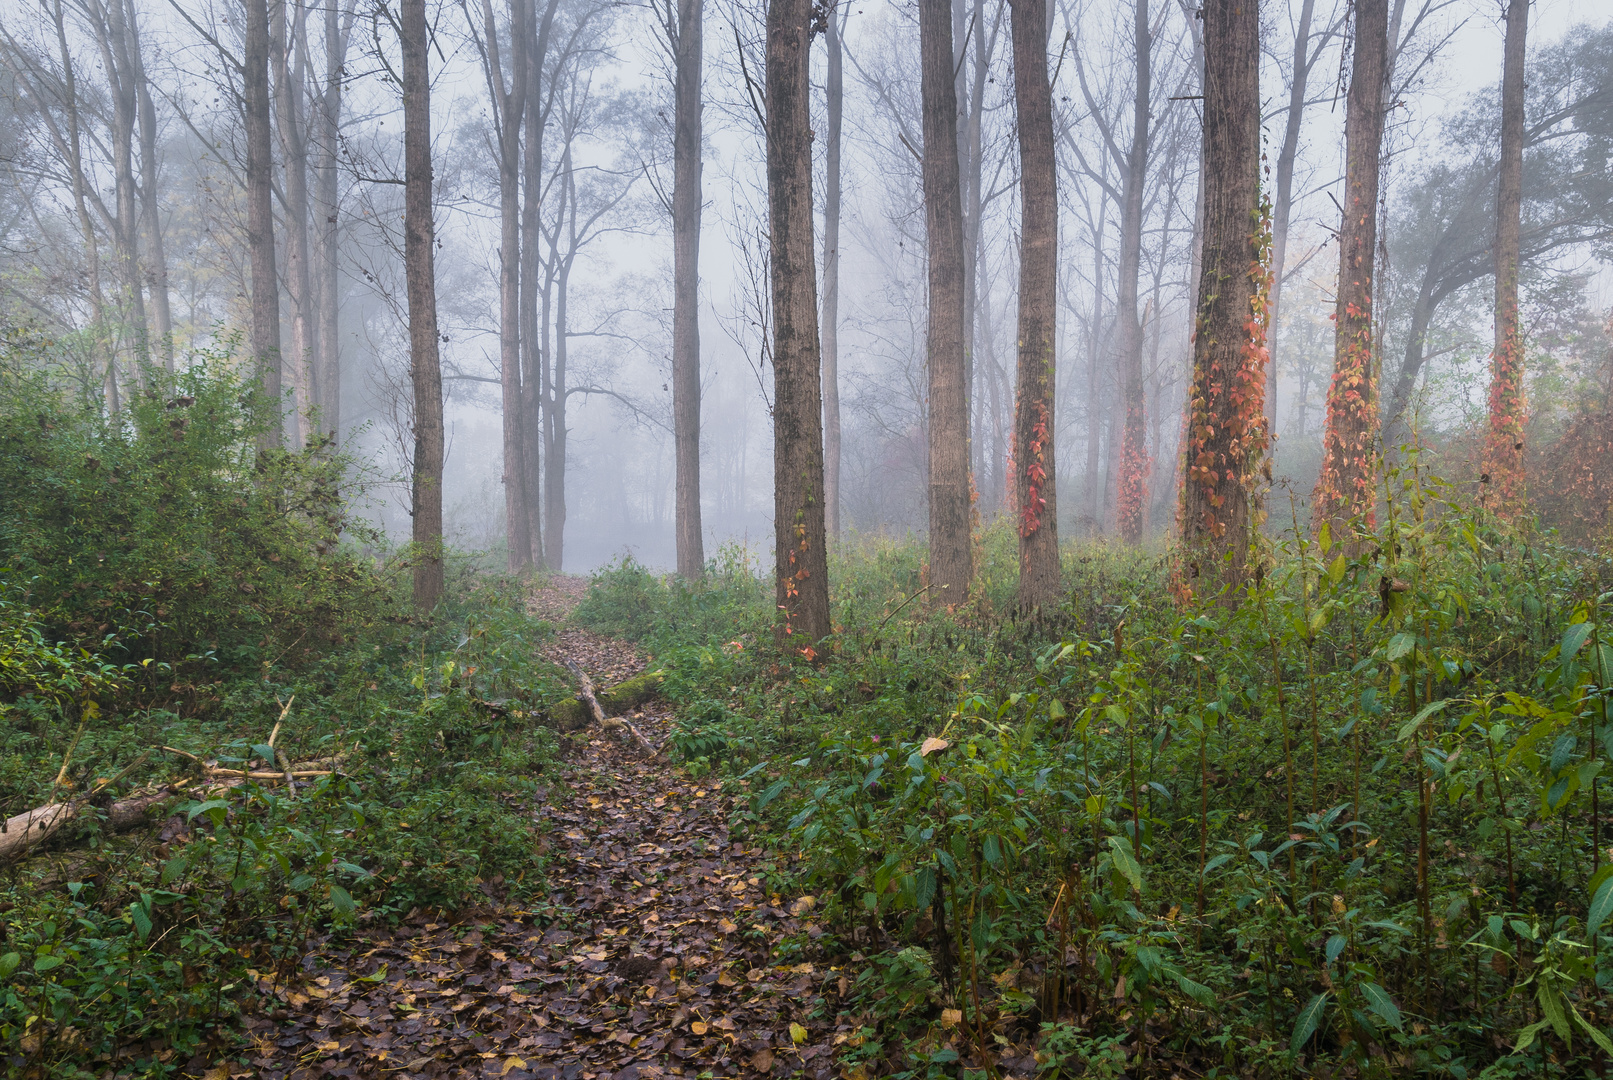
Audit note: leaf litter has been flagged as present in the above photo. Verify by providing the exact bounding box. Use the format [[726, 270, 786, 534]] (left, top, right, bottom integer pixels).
[[243, 577, 844, 1080]]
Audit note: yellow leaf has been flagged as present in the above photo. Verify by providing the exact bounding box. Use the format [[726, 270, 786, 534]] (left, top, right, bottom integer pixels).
[[790, 1021, 809, 1044], [691, 1020, 709, 1035], [717, 970, 739, 987], [791, 895, 816, 916], [920, 737, 950, 757], [501, 1057, 528, 1076], [718, 918, 738, 934], [940, 1008, 963, 1029]]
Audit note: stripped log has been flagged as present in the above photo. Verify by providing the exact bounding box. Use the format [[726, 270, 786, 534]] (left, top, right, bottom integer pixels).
[[564, 660, 660, 757]]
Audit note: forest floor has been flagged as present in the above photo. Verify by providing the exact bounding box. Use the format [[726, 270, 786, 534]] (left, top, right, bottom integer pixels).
[[245, 577, 846, 1080]]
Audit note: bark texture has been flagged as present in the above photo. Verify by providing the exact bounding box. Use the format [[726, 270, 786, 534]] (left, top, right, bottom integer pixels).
[[1008, 0, 1060, 613], [271, 0, 315, 445], [1115, 0, 1152, 544], [1180, 0, 1266, 600], [921, 0, 972, 600], [1484, 0, 1528, 519], [766, 0, 831, 648], [821, 6, 844, 541], [402, 0, 445, 611], [244, 0, 282, 447], [672, 0, 705, 577], [1313, 0, 1387, 538], [313, 0, 350, 440]]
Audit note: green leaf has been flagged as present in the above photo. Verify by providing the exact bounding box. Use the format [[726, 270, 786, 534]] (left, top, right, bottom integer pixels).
[[1514, 1018, 1550, 1054], [1386, 633, 1416, 663], [1397, 698, 1452, 742], [32, 955, 63, 973], [1290, 991, 1329, 1053], [1573, 1004, 1613, 1055], [1538, 981, 1571, 1042], [1202, 853, 1234, 875], [1174, 973, 1216, 1007], [1106, 836, 1145, 893], [1318, 521, 1332, 554], [1328, 554, 1347, 586], [1325, 934, 1347, 964], [252, 743, 278, 764], [186, 798, 229, 824], [329, 885, 356, 914], [0, 952, 18, 978], [358, 963, 388, 983], [1561, 621, 1594, 663], [1359, 982, 1402, 1031], [130, 903, 152, 941], [1588, 874, 1613, 939]]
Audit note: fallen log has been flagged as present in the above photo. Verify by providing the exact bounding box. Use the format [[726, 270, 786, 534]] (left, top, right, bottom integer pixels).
[[546, 669, 665, 730], [564, 660, 660, 757]]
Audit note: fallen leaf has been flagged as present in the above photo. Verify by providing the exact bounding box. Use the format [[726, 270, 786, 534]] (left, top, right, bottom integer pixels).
[[690, 1021, 709, 1035], [920, 736, 950, 756], [940, 1008, 963, 1028], [791, 895, 816, 916], [500, 1056, 528, 1076], [751, 1048, 776, 1070], [790, 1022, 809, 1045]]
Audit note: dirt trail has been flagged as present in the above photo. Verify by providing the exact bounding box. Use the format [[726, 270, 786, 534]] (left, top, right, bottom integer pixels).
[[248, 577, 842, 1080]]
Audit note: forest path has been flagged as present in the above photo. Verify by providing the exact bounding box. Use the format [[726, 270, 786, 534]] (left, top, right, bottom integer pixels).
[[247, 576, 843, 1080]]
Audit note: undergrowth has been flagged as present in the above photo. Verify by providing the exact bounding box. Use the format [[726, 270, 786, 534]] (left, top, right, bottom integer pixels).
[[576, 463, 1613, 1078], [0, 348, 569, 1078]]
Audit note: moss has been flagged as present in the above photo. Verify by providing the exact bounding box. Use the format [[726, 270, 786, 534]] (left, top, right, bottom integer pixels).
[[543, 670, 665, 731]]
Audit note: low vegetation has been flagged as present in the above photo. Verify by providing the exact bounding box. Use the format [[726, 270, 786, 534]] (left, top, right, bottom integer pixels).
[[576, 467, 1613, 1078], [0, 347, 569, 1078]]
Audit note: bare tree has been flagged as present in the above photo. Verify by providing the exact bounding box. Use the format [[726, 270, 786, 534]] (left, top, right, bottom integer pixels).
[[126, 0, 173, 368], [1266, 0, 1339, 435], [670, 0, 705, 576], [471, 0, 532, 570], [402, 0, 444, 609], [244, 0, 282, 447], [1008, 0, 1059, 612], [766, 0, 830, 647], [272, 0, 315, 443], [821, 2, 845, 540], [1113, 0, 1154, 543], [313, 0, 354, 438], [921, 0, 971, 598], [1313, 0, 1387, 538], [1484, 0, 1527, 518], [1181, 0, 1264, 597]]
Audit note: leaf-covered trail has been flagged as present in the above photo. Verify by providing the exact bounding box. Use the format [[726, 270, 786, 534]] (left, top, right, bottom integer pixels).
[[248, 577, 842, 1080]]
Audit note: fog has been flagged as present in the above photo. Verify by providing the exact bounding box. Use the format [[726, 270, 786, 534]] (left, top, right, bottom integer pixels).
[[2, 0, 1609, 573]]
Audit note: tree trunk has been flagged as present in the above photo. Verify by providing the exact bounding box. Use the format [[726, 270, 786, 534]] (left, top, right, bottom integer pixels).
[[1115, 0, 1152, 544], [766, 0, 831, 649], [1267, 0, 1319, 438], [1084, 205, 1107, 533], [272, 0, 315, 446], [126, 0, 172, 370], [921, 0, 972, 600], [1180, 0, 1265, 600], [1008, 0, 1059, 613], [1313, 0, 1388, 539], [1484, 0, 1528, 519], [402, 0, 444, 611], [820, 4, 844, 542], [521, 0, 563, 568], [672, 0, 705, 577], [960, 0, 990, 503], [244, 0, 282, 448], [313, 0, 351, 440], [483, 0, 530, 571], [544, 154, 576, 575], [89, 0, 148, 374]]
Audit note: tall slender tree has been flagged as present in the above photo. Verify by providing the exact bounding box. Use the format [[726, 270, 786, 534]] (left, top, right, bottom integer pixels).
[[474, 0, 531, 570], [313, 0, 352, 440], [271, 0, 315, 444], [127, 0, 172, 369], [671, 0, 706, 577], [1484, 0, 1528, 518], [1008, 0, 1059, 612], [1313, 0, 1388, 538], [243, 0, 282, 447], [766, 0, 831, 648], [1265, 0, 1334, 435], [1115, 0, 1152, 543], [921, 0, 971, 598], [821, 3, 845, 540], [1181, 0, 1265, 597], [402, 0, 444, 610]]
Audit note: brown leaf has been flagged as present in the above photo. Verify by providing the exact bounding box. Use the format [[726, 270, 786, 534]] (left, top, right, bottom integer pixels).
[[751, 1048, 776, 1070]]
